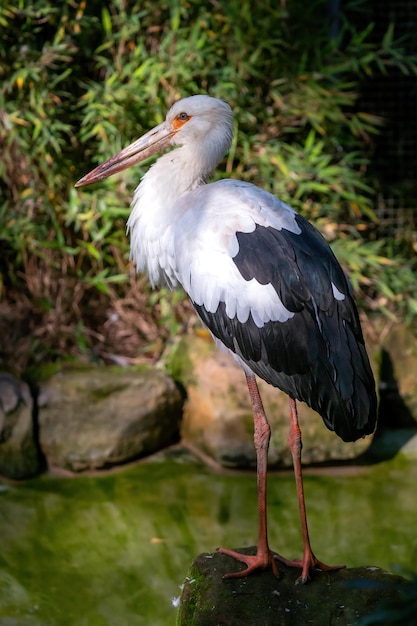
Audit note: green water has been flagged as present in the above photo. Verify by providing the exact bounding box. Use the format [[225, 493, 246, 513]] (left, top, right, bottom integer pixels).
[[1, 455, 416, 625]]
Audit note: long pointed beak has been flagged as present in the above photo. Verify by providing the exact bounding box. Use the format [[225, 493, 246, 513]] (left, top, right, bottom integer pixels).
[[75, 121, 175, 187]]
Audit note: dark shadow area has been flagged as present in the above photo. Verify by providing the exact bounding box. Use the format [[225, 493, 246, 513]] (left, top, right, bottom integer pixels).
[[352, 0, 417, 194], [296, 346, 417, 470], [360, 428, 417, 465], [378, 348, 417, 430], [356, 347, 417, 464], [23, 376, 48, 474]]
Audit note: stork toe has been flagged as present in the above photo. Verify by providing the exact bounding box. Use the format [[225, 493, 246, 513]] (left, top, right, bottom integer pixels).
[[274, 550, 345, 584], [217, 547, 280, 578]]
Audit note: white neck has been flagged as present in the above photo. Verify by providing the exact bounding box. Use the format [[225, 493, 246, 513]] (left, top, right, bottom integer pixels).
[[126, 113, 232, 287], [127, 144, 213, 286]]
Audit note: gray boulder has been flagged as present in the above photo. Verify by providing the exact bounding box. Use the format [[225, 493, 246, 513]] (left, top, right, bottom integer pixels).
[[38, 365, 183, 471], [0, 372, 40, 479]]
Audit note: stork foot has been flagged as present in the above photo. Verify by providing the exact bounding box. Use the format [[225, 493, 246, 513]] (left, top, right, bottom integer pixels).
[[217, 547, 280, 579], [274, 551, 345, 584]]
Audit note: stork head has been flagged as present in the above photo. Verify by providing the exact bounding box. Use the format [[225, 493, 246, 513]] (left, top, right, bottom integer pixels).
[[75, 95, 233, 187]]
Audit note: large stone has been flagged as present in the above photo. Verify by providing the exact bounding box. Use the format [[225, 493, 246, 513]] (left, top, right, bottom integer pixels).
[[38, 365, 183, 472], [171, 335, 373, 469], [0, 372, 40, 479], [177, 548, 411, 626]]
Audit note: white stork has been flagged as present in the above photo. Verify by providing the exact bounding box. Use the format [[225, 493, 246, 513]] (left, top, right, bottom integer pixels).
[[76, 95, 377, 583]]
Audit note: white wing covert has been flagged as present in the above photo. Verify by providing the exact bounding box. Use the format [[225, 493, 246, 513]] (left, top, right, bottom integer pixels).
[[174, 179, 298, 326]]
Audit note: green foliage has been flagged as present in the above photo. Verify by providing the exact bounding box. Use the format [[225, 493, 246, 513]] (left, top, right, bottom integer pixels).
[[1, 0, 416, 369]]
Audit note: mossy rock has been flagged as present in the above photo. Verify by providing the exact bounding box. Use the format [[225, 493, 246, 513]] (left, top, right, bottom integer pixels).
[[178, 547, 410, 626], [38, 364, 183, 471]]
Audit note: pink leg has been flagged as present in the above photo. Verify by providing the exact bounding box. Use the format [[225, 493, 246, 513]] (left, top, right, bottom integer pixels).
[[218, 372, 279, 578], [274, 397, 345, 583]]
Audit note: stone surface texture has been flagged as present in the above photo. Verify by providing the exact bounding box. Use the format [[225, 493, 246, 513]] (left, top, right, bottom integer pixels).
[[38, 365, 182, 471], [177, 547, 410, 626], [0, 372, 40, 479]]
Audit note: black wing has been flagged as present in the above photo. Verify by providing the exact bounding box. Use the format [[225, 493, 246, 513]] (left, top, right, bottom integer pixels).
[[193, 216, 377, 442]]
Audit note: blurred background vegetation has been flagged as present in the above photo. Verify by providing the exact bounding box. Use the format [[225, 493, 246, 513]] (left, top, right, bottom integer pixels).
[[1, 0, 416, 374]]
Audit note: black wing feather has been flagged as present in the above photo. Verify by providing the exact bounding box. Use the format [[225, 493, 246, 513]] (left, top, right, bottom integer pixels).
[[193, 217, 377, 442]]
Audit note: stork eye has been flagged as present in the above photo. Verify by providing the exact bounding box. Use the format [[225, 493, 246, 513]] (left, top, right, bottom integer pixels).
[[177, 112, 189, 121]]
